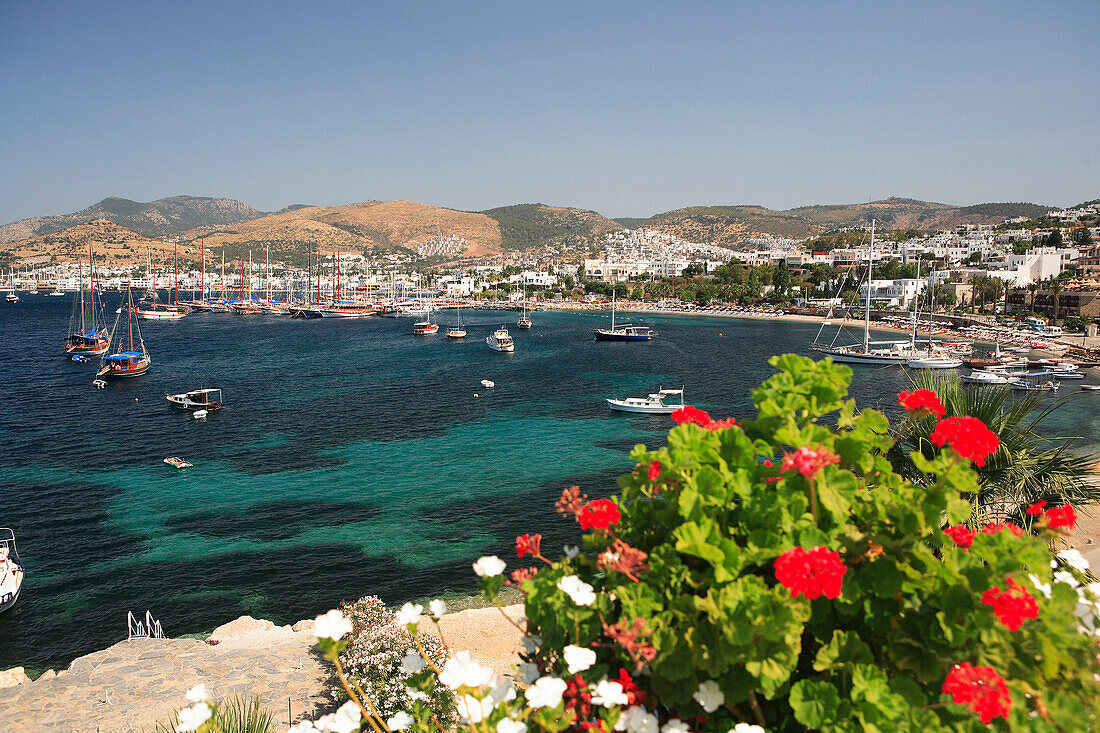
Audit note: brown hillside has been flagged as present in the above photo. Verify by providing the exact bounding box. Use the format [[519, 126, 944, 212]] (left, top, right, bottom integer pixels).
[[186, 200, 503, 258], [3, 219, 196, 267]]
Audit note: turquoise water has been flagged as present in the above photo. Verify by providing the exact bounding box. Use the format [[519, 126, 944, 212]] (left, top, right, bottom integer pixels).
[[1, 298, 1097, 670]]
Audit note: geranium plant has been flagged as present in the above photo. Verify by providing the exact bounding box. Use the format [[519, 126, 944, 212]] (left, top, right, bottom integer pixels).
[[174, 355, 1100, 733]]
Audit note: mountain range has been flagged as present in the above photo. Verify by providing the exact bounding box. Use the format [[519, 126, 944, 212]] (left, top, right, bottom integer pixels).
[[0, 195, 1071, 266]]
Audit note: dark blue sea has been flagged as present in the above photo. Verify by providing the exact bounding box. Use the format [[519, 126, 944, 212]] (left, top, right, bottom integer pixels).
[[1, 296, 1097, 672]]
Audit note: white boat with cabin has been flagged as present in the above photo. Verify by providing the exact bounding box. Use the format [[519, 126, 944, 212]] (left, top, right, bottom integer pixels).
[[487, 327, 515, 352], [0, 529, 24, 614], [606, 387, 685, 414], [166, 388, 223, 411]]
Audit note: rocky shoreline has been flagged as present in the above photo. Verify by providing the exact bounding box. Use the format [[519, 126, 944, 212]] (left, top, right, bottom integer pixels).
[[0, 605, 524, 733]]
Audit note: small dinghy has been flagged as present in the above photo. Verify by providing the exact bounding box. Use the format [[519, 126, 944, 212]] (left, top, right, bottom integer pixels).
[[193, 409, 208, 420], [1081, 385, 1100, 392], [163, 456, 193, 469], [92, 379, 107, 389], [71, 355, 90, 363], [481, 379, 495, 388]]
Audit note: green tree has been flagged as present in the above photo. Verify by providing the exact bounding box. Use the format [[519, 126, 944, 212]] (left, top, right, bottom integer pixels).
[[1048, 228, 1064, 247], [682, 261, 706, 278], [1073, 226, 1093, 247], [773, 261, 791, 295]]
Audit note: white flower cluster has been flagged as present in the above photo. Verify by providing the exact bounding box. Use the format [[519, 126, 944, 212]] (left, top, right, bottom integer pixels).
[[174, 684, 212, 732], [557, 575, 596, 606], [287, 701, 362, 733], [473, 555, 507, 577]]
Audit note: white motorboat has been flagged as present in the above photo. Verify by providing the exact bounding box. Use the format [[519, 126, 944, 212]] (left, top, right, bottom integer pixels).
[[607, 387, 685, 414], [487, 327, 515, 352], [906, 357, 963, 370], [166, 388, 223, 410], [5, 292, 18, 303], [480, 379, 495, 388], [961, 370, 1010, 385], [0, 529, 24, 614], [1081, 385, 1100, 392]]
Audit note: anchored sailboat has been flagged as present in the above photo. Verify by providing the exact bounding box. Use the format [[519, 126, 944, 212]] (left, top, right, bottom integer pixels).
[[812, 221, 923, 365], [594, 290, 651, 341], [64, 241, 110, 357], [97, 286, 151, 379]]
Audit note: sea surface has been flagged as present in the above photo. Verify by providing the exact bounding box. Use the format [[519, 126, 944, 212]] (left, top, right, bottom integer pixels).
[[1, 296, 1097, 672]]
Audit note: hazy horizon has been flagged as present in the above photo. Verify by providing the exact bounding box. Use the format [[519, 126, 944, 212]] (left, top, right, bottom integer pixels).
[[1, 0, 1096, 224]]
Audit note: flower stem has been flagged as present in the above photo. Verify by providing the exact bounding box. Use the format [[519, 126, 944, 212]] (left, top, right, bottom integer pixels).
[[747, 688, 766, 726], [412, 633, 446, 677], [333, 656, 389, 733]]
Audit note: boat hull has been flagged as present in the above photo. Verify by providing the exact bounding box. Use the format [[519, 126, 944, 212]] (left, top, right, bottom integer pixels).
[[594, 330, 651, 342], [0, 579, 21, 614], [606, 400, 678, 414], [97, 360, 151, 379], [813, 347, 909, 365]]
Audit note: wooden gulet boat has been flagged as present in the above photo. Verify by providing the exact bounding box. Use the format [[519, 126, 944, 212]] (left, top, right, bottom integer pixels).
[[97, 287, 151, 379], [65, 240, 110, 357]]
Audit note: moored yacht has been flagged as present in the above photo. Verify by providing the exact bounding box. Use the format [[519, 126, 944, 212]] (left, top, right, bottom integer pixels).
[[486, 326, 515, 352], [166, 388, 223, 410], [606, 387, 685, 414], [0, 529, 24, 614]]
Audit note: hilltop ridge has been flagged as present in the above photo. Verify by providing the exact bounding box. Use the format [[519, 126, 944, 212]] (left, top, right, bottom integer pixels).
[[0, 195, 1077, 266]]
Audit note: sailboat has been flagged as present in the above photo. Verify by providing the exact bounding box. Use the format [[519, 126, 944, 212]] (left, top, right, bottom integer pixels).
[[812, 220, 922, 365], [594, 289, 651, 341], [65, 242, 111, 356], [97, 287, 151, 379], [517, 283, 532, 329], [447, 305, 467, 339]]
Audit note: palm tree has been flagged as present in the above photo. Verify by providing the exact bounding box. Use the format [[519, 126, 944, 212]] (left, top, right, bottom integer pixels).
[[1049, 278, 1065, 324], [1028, 281, 1039, 313], [889, 372, 1098, 528]]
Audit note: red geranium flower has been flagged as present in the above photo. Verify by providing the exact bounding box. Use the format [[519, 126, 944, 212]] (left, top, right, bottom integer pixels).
[[929, 416, 1000, 467], [981, 521, 1023, 538], [671, 405, 711, 426], [578, 499, 621, 531], [509, 566, 538, 586], [942, 662, 1011, 723], [704, 417, 739, 431], [897, 389, 946, 419], [943, 525, 976, 549], [1025, 500, 1047, 516], [981, 577, 1039, 632], [773, 546, 847, 600], [1046, 504, 1078, 530], [780, 445, 840, 478], [516, 533, 542, 558], [615, 668, 645, 705], [647, 460, 661, 482]]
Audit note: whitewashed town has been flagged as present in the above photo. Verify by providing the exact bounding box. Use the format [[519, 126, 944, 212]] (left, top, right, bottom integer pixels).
[[6, 202, 1100, 325]]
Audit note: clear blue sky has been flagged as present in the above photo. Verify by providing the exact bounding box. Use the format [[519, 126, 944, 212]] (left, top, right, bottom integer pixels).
[[1, 1, 1096, 223]]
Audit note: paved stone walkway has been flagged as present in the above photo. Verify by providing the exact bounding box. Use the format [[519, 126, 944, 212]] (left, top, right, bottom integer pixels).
[[0, 629, 329, 732], [0, 606, 525, 732]]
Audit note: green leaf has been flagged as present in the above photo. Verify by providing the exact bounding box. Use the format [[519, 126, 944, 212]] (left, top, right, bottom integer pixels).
[[673, 519, 726, 566], [817, 469, 857, 519], [789, 679, 841, 728], [813, 630, 874, 672]]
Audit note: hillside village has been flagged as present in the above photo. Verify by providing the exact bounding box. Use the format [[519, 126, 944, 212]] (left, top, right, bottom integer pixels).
[[4, 201, 1100, 324]]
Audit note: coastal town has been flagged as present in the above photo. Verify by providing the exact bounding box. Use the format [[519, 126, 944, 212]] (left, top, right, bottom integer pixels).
[[6, 201, 1099, 326], [4, 1, 1100, 731]]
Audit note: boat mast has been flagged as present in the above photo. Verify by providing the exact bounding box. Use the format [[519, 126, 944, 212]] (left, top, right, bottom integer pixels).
[[173, 242, 178, 305], [221, 250, 225, 300], [864, 220, 875, 353], [248, 251, 253, 301], [265, 244, 271, 300], [200, 237, 205, 301], [611, 288, 617, 331], [910, 256, 920, 350], [78, 247, 86, 334]]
